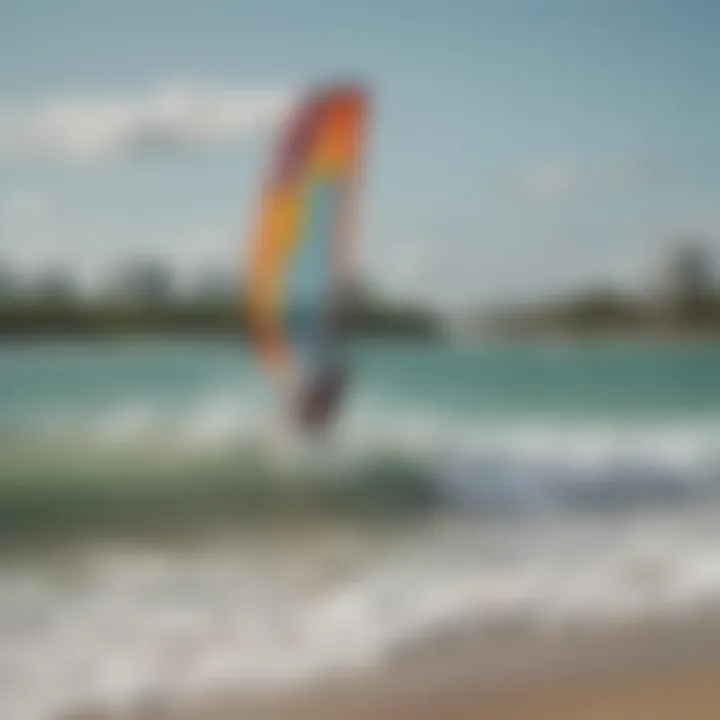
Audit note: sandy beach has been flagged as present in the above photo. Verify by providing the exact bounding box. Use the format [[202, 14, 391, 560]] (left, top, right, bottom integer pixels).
[[100, 613, 720, 720]]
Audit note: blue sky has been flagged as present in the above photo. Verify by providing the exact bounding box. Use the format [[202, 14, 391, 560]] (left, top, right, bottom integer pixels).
[[1, 0, 719, 306]]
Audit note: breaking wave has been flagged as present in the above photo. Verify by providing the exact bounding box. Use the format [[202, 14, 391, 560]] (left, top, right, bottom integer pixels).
[[1, 391, 719, 546]]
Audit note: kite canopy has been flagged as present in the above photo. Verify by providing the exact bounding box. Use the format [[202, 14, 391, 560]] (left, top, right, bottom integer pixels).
[[244, 83, 369, 392]]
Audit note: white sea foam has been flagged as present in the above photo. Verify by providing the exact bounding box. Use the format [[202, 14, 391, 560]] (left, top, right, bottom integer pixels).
[[2, 514, 720, 718], [14, 390, 720, 507], [3, 389, 720, 716]]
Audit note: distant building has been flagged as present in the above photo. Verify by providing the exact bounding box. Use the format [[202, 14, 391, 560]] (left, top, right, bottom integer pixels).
[[191, 268, 235, 303], [30, 267, 77, 303], [439, 307, 481, 342], [653, 239, 716, 310], [107, 258, 175, 303], [0, 262, 16, 303]]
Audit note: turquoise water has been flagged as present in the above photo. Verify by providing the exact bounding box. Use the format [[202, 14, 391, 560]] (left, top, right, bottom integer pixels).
[[354, 339, 720, 419], [1, 339, 720, 718], [0, 338, 718, 540], [2, 339, 720, 426]]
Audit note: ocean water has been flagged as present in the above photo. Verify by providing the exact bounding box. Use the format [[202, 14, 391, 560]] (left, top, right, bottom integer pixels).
[[1, 338, 720, 718]]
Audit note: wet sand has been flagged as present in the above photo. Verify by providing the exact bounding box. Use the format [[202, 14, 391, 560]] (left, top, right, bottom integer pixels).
[[112, 613, 720, 720], [222, 663, 720, 720]]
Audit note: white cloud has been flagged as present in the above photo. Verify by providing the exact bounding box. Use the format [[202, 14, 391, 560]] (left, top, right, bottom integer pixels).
[[514, 155, 660, 206], [516, 160, 578, 203], [0, 82, 295, 163], [3, 186, 47, 222]]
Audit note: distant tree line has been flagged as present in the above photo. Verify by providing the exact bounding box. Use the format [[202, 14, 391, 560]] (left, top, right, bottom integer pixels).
[[0, 288, 439, 340], [484, 287, 720, 338]]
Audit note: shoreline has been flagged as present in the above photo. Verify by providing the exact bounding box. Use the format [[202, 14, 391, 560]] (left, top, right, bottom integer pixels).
[[3, 335, 720, 349], [0, 332, 439, 344], [479, 328, 720, 343], [99, 611, 720, 720]]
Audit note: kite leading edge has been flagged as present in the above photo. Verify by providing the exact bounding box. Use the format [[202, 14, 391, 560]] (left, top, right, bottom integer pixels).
[[244, 82, 369, 432]]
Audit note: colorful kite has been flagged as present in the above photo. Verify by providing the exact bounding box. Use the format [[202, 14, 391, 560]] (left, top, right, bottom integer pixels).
[[244, 82, 369, 425]]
